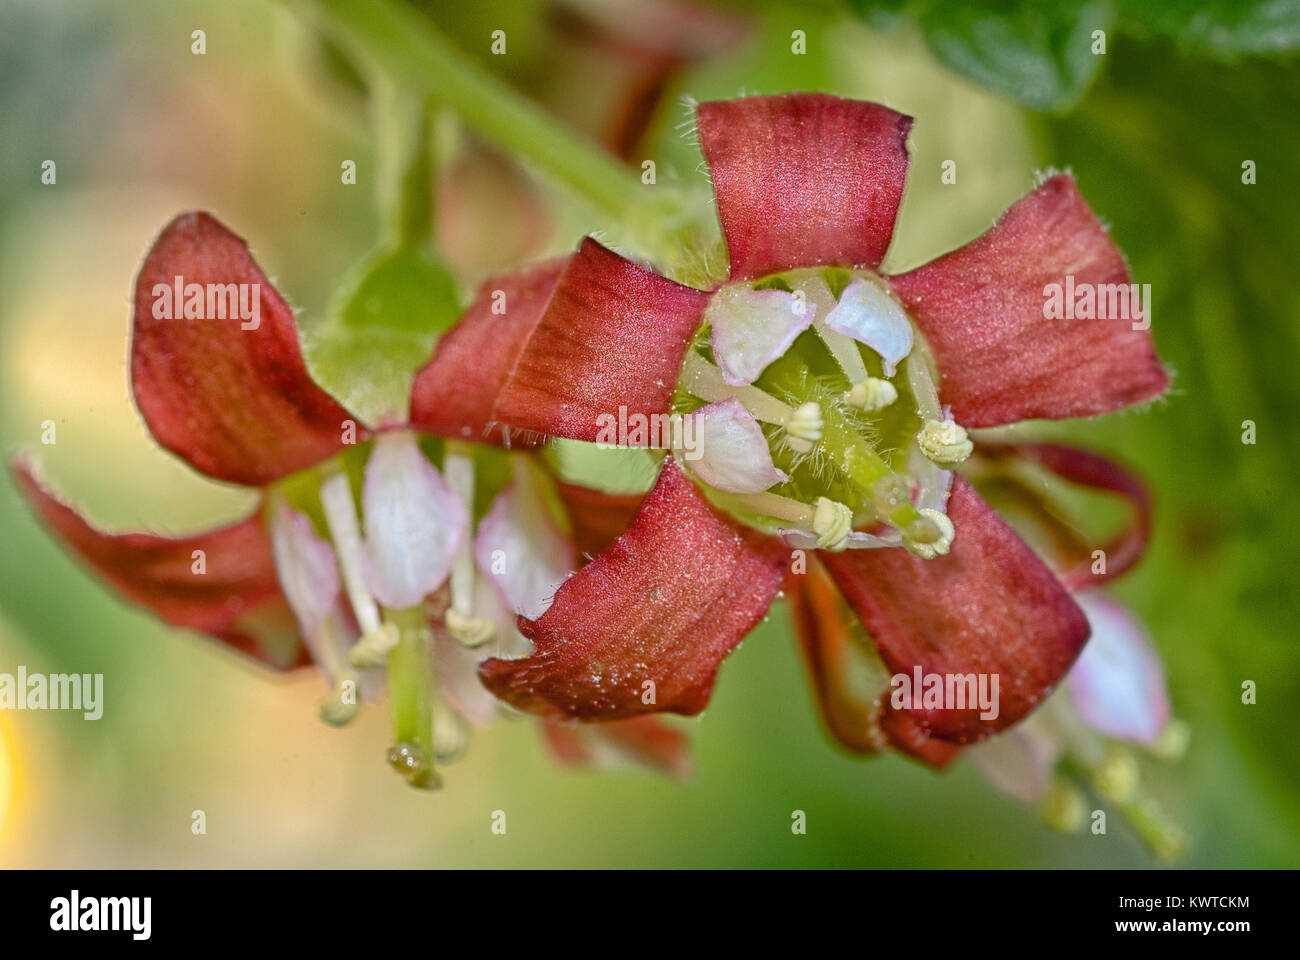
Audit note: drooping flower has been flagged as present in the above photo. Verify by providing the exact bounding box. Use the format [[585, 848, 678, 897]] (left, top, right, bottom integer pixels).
[[13, 213, 687, 787], [477, 93, 1169, 747]]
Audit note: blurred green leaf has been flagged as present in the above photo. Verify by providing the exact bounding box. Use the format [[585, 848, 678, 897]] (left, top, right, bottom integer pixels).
[[1118, 0, 1300, 58], [304, 245, 460, 427]]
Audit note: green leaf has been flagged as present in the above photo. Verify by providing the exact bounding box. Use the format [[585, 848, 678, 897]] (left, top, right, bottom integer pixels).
[[304, 245, 460, 427], [1118, 0, 1300, 58], [918, 0, 1114, 112]]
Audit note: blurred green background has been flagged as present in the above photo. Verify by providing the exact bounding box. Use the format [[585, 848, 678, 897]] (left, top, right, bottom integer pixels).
[[1, 0, 1297, 867]]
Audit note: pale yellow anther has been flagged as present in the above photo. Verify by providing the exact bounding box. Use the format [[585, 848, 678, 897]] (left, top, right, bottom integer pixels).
[[812, 497, 854, 551], [1091, 747, 1140, 802], [843, 377, 897, 412], [318, 681, 358, 727], [1039, 779, 1086, 833], [433, 701, 470, 765], [918, 418, 973, 466], [446, 608, 495, 648], [1149, 718, 1190, 761], [347, 621, 401, 669], [785, 401, 824, 453], [903, 508, 955, 559]]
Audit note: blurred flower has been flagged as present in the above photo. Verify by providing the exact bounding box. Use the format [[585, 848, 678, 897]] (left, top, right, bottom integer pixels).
[[475, 93, 1168, 752]]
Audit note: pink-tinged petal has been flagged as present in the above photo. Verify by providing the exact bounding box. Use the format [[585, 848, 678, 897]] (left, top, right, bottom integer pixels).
[[707, 285, 814, 386], [14, 459, 305, 668], [541, 716, 691, 778], [361, 431, 465, 609], [698, 94, 913, 281], [493, 238, 710, 442], [820, 476, 1090, 743], [887, 175, 1168, 427], [988, 443, 1151, 590], [822, 277, 913, 376], [474, 460, 576, 618], [267, 496, 339, 640], [409, 259, 566, 447], [433, 579, 525, 726], [131, 212, 364, 485], [1067, 592, 1170, 746], [479, 458, 789, 719], [686, 398, 787, 493], [554, 482, 645, 561], [968, 723, 1062, 803]]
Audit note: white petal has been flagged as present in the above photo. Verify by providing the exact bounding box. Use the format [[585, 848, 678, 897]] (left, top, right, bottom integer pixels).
[[473, 460, 575, 619], [968, 722, 1061, 804], [707, 285, 814, 386], [434, 578, 523, 726], [362, 431, 467, 609], [267, 498, 339, 639], [823, 277, 913, 376], [1066, 592, 1170, 745], [687, 398, 787, 494]]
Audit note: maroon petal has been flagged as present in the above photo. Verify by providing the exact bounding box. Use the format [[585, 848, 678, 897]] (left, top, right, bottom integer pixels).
[[541, 716, 691, 778], [479, 458, 789, 719], [888, 174, 1168, 427], [820, 476, 1089, 743], [492, 238, 709, 442], [554, 481, 646, 562], [132, 212, 363, 485], [409, 259, 567, 447], [983, 442, 1151, 590], [14, 459, 305, 668], [698, 94, 912, 282]]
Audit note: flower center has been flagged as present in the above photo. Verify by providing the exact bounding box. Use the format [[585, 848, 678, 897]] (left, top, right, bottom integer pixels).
[[675, 267, 970, 556]]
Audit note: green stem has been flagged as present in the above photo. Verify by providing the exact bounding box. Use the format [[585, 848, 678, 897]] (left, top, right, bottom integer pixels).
[[385, 604, 437, 789], [290, 0, 682, 237], [374, 77, 434, 251], [819, 394, 923, 530]]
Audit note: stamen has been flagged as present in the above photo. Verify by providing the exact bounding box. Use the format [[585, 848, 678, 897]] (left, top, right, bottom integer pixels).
[[680, 352, 794, 424], [811, 497, 854, 551], [918, 419, 974, 467], [843, 377, 897, 412], [318, 469, 399, 666], [433, 700, 470, 764], [443, 449, 495, 648], [903, 508, 955, 559], [729, 491, 815, 525], [906, 351, 943, 423], [308, 612, 361, 727], [814, 319, 870, 385], [785, 401, 824, 453]]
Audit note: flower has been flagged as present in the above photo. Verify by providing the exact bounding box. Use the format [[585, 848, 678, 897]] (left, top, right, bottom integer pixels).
[[476, 93, 1169, 748], [13, 213, 688, 786]]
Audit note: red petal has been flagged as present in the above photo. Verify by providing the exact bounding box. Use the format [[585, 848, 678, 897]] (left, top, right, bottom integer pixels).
[[820, 476, 1089, 743], [983, 442, 1151, 590], [479, 458, 789, 719], [888, 174, 1168, 427], [493, 238, 709, 442], [541, 716, 691, 778], [14, 460, 305, 669], [409, 259, 567, 447], [698, 94, 912, 281], [132, 212, 363, 485], [554, 482, 646, 562], [878, 706, 962, 769]]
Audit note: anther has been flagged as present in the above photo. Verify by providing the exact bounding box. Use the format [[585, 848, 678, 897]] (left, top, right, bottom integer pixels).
[[918, 419, 973, 466], [446, 608, 495, 648], [812, 497, 854, 551], [319, 677, 359, 727], [843, 377, 897, 412], [348, 622, 400, 668], [785, 401, 824, 453], [903, 508, 955, 559]]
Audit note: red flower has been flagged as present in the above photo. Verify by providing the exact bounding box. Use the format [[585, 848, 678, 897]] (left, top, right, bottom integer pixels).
[[476, 93, 1169, 748]]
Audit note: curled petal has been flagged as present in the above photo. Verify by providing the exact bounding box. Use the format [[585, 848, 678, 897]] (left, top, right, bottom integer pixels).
[[479, 459, 789, 720], [821, 477, 1090, 743], [493, 238, 709, 442], [410, 259, 566, 447], [132, 212, 363, 485], [888, 175, 1168, 426], [699, 94, 913, 281], [686, 398, 787, 493], [968, 723, 1062, 804], [474, 460, 576, 619], [14, 459, 304, 668], [554, 482, 645, 561], [266, 497, 339, 642], [822, 277, 913, 376], [362, 431, 465, 609], [707, 285, 814, 386], [542, 716, 691, 779], [1066, 592, 1170, 746]]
